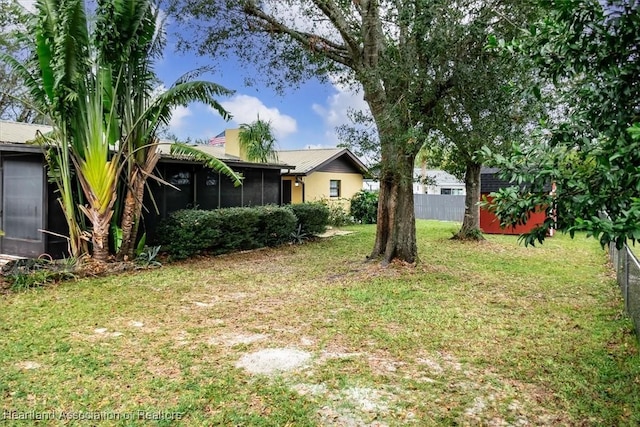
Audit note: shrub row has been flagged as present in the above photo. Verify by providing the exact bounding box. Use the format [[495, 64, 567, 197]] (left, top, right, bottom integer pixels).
[[156, 203, 329, 260]]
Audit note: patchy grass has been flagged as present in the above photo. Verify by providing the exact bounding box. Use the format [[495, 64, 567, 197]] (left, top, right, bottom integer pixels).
[[1, 220, 639, 426]]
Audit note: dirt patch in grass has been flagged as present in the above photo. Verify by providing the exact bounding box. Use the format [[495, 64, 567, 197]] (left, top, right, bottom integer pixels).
[[236, 348, 313, 375]]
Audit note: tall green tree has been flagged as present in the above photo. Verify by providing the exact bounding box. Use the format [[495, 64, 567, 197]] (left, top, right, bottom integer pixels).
[[238, 118, 279, 163], [2, 0, 93, 257], [93, 0, 240, 260], [428, 25, 539, 241], [174, 0, 524, 263], [4, 0, 240, 261], [4, 0, 124, 261], [0, 0, 41, 122], [485, 0, 640, 248]]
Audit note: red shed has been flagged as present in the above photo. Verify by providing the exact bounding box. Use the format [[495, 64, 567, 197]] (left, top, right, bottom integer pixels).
[[479, 167, 554, 236]]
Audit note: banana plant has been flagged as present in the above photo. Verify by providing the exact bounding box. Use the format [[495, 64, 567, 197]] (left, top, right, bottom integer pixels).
[[1, 0, 92, 257], [72, 68, 121, 262], [94, 0, 240, 259]]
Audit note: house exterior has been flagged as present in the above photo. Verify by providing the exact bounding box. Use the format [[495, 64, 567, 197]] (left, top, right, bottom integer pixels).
[[480, 167, 554, 236], [0, 120, 69, 258], [277, 148, 369, 205], [415, 169, 466, 195], [205, 129, 369, 205], [147, 140, 292, 241], [0, 122, 292, 258]]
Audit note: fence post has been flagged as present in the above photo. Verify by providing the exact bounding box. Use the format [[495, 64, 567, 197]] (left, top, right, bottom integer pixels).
[[625, 247, 631, 313]]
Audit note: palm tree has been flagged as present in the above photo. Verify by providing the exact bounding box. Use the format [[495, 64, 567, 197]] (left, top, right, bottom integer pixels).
[[94, 0, 240, 260], [73, 68, 121, 262], [238, 118, 279, 163], [4, 0, 240, 261]]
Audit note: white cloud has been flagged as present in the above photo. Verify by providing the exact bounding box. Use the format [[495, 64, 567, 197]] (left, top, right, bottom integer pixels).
[[219, 94, 297, 139], [168, 105, 192, 132], [312, 82, 371, 145]]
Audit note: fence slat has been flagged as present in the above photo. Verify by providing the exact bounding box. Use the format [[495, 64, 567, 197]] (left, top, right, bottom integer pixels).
[[414, 194, 465, 222], [609, 242, 640, 341]]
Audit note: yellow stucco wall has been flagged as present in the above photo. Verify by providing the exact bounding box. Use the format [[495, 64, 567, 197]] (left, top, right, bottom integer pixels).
[[301, 172, 363, 205], [224, 129, 245, 159], [283, 177, 305, 204]]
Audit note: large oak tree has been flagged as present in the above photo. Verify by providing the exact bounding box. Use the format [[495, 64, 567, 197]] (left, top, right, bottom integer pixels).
[[173, 0, 531, 263]]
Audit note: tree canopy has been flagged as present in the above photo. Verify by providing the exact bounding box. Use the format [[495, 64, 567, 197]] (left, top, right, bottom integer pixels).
[[172, 0, 536, 264], [0, 0, 42, 122], [485, 0, 640, 248]]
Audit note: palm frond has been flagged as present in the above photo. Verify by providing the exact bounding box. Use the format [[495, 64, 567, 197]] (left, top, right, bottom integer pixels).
[[142, 80, 234, 138], [0, 53, 50, 116], [238, 118, 279, 163], [169, 143, 242, 187]]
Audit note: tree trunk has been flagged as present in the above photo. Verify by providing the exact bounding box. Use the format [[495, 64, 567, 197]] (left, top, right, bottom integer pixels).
[[370, 151, 418, 265], [118, 144, 160, 260], [126, 174, 147, 258], [79, 205, 114, 263], [117, 170, 142, 260], [453, 161, 484, 240]]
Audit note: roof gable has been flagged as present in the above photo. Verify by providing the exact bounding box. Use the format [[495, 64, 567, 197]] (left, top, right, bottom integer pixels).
[[277, 148, 368, 175], [481, 167, 552, 193]]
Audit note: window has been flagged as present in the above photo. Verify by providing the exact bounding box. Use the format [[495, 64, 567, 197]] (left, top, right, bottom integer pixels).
[[168, 171, 191, 186], [330, 180, 341, 197], [440, 188, 464, 195]]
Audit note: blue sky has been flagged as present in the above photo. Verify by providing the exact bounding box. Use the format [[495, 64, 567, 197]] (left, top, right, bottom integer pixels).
[[15, 0, 370, 151], [156, 26, 369, 151]]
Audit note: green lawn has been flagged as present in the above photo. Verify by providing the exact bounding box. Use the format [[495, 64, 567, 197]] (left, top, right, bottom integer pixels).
[[1, 220, 638, 426]]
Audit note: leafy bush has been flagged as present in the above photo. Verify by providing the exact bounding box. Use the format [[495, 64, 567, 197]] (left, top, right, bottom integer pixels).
[[156, 205, 297, 259], [350, 190, 379, 224], [287, 202, 330, 235], [155, 209, 223, 260], [324, 199, 355, 227], [2, 257, 78, 291], [214, 207, 262, 253], [257, 205, 298, 246]]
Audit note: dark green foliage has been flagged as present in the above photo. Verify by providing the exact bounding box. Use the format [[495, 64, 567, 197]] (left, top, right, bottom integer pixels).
[[286, 202, 330, 235], [156, 206, 298, 259], [257, 205, 298, 247], [350, 191, 378, 224], [155, 209, 222, 259], [485, 0, 640, 248], [215, 207, 262, 253]]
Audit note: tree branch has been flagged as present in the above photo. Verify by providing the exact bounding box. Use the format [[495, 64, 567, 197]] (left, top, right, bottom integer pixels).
[[242, 2, 354, 68], [312, 0, 361, 54]]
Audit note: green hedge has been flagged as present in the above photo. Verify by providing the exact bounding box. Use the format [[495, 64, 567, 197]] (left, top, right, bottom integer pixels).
[[286, 202, 330, 235], [350, 190, 378, 224], [156, 205, 297, 260]]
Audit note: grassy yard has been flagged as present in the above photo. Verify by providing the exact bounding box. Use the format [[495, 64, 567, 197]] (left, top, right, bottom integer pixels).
[[1, 220, 639, 426]]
